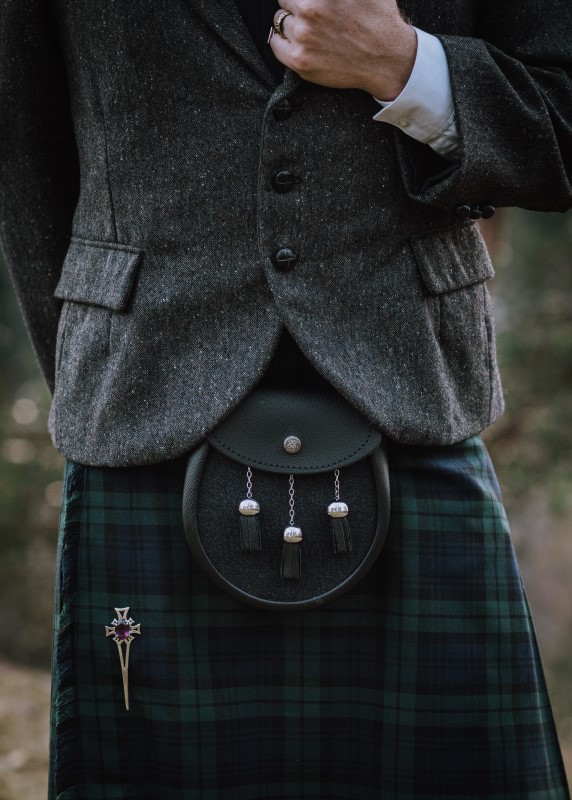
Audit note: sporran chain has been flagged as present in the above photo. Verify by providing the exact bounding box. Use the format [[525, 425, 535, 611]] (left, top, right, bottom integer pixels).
[[288, 474, 296, 525]]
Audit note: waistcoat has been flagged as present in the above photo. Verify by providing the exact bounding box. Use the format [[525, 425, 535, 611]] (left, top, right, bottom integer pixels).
[[233, 0, 317, 385]]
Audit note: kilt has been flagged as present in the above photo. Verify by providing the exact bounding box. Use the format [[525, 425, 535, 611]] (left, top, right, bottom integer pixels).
[[49, 436, 570, 800]]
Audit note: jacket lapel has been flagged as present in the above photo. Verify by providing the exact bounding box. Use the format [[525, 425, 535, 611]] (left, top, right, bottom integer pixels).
[[184, 0, 277, 88]]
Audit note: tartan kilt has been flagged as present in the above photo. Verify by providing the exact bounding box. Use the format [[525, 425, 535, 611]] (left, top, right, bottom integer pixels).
[[49, 435, 570, 800]]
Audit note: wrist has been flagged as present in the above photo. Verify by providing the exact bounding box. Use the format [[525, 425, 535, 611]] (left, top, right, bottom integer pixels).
[[360, 23, 417, 101]]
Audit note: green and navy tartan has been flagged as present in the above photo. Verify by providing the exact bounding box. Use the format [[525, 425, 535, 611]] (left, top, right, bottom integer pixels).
[[49, 436, 570, 800]]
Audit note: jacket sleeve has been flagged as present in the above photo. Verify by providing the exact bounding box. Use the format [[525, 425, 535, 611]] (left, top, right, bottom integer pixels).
[[395, 0, 572, 214], [0, 0, 79, 392]]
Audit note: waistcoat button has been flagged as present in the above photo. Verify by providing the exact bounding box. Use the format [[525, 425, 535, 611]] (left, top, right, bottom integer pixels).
[[273, 99, 294, 120], [272, 170, 297, 193], [272, 248, 298, 271]]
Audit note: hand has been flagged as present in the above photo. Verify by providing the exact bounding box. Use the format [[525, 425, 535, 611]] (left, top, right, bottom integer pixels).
[[269, 0, 417, 101]]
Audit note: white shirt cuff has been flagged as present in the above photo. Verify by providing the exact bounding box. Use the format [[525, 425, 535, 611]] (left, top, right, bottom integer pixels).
[[372, 28, 460, 160]]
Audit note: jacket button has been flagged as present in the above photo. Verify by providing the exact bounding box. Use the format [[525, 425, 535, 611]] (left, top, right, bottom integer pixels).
[[480, 205, 496, 219], [272, 170, 298, 193], [273, 99, 294, 121], [469, 207, 483, 220], [272, 248, 298, 271], [455, 205, 472, 220]]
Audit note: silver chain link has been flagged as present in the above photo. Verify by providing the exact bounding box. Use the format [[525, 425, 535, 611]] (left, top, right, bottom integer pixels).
[[334, 469, 340, 502], [246, 466, 253, 499], [288, 474, 295, 525]]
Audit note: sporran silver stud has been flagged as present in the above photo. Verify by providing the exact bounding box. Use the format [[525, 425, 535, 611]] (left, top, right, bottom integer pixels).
[[238, 466, 262, 551], [328, 469, 353, 553], [283, 435, 302, 454]]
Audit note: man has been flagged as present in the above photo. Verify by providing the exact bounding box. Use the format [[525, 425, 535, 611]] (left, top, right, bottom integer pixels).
[[1, 0, 571, 797]]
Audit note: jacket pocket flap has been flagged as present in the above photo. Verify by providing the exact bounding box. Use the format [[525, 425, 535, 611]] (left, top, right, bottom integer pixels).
[[410, 223, 494, 295], [54, 238, 143, 310]]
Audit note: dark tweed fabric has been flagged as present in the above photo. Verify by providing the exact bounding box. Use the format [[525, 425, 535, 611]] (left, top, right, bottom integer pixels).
[[2, 1, 572, 464], [50, 438, 570, 800]]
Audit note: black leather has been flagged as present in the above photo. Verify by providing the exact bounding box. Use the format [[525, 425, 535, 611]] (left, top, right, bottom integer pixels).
[[208, 387, 382, 473]]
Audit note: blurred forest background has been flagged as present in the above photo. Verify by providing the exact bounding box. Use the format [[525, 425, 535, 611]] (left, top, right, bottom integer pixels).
[[0, 209, 571, 797]]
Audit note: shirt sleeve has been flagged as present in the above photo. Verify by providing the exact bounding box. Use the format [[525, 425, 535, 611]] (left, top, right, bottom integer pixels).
[[372, 27, 460, 161]]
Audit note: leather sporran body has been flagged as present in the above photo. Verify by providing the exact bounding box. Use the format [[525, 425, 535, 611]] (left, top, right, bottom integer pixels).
[[182, 386, 390, 610]]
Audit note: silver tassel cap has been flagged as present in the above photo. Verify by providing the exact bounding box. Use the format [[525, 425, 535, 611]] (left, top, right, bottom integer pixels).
[[283, 525, 303, 543], [239, 499, 260, 516], [328, 501, 349, 518]]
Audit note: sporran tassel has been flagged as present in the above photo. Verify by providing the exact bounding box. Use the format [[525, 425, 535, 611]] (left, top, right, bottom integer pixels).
[[238, 467, 262, 551], [281, 475, 302, 580], [329, 469, 352, 554]]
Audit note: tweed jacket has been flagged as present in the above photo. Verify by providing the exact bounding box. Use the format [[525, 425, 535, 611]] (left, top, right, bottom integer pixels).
[[1, 0, 571, 466]]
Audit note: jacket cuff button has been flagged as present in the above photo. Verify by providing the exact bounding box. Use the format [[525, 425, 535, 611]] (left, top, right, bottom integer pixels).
[[480, 205, 496, 219], [469, 206, 483, 220], [455, 205, 472, 220]]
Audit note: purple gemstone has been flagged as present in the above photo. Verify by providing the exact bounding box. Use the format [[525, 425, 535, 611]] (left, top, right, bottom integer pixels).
[[114, 621, 131, 640]]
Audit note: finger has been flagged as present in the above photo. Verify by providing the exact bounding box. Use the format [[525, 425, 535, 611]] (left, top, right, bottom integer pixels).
[[269, 29, 290, 63], [268, 24, 288, 59], [277, 0, 298, 12]]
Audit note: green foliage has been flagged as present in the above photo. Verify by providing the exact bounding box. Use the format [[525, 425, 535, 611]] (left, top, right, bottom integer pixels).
[[0, 258, 64, 665], [486, 210, 572, 516]]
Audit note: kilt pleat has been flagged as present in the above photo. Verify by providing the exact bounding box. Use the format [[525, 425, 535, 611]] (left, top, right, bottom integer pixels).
[[49, 436, 570, 800]]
